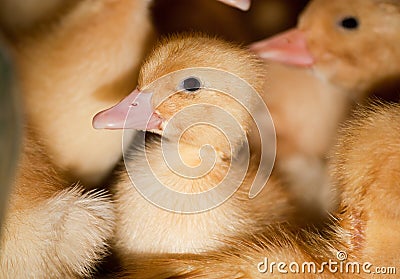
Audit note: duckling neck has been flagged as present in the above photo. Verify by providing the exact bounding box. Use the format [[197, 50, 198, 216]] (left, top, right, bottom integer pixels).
[[116, 132, 251, 254], [141, 133, 233, 194]]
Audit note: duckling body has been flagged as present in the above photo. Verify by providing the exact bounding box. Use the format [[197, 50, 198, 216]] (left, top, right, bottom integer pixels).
[[8, 0, 153, 187], [94, 35, 294, 258], [119, 222, 345, 279], [331, 102, 400, 268], [114, 133, 289, 255], [116, 138, 253, 254], [0, 130, 115, 278], [117, 102, 400, 278]]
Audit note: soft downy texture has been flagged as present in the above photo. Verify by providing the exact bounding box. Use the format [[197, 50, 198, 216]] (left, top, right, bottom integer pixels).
[[0, 129, 115, 278], [4, 0, 154, 187], [330, 101, 400, 270], [118, 220, 347, 279], [114, 102, 400, 279], [0, 2, 124, 276]]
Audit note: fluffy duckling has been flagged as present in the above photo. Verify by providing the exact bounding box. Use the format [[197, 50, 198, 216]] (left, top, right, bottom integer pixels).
[[251, 0, 400, 97], [250, 0, 400, 210], [330, 101, 400, 269], [118, 222, 345, 279], [93, 35, 294, 259], [0, 130, 115, 278], [116, 102, 400, 278], [8, 0, 153, 187], [5, 0, 251, 188]]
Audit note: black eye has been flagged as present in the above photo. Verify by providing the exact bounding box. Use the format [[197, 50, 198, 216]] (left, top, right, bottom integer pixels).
[[182, 77, 201, 92], [338, 16, 359, 30]]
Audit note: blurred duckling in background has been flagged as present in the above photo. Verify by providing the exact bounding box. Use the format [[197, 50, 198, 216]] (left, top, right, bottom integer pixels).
[[251, 62, 349, 213], [252, 0, 400, 96], [93, 34, 295, 262], [4, 0, 153, 187], [2, 0, 249, 188], [0, 130, 114, 278], [250, 0, 400, 211]]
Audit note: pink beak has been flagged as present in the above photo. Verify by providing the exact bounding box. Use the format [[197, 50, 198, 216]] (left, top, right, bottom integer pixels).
[[92, 88, 163, 130], [250, 28, 315, 67], [216, 0, 250, 11]]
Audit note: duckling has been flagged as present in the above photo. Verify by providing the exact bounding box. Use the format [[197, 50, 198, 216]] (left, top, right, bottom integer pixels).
[[116, 102, 400, 279], [7, 0, 153, 187], [0, 129, 115, 278], [251, 0, 400, 97], [93, 34, 295, 259], [250, 0, 400, 210]]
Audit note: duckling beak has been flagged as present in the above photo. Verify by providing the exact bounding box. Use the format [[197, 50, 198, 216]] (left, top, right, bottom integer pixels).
[[92, 88, 163, 131], [250, 28, 315, 67], [217, 0, 251, 11]]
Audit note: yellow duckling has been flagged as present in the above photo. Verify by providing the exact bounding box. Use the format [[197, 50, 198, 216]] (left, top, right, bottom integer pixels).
[[93, 34, 294, 260], [115, 102, 400, 278], [250, 0, 400, 210]]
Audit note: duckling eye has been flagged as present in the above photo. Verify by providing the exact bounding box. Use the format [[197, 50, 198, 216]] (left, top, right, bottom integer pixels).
[[181, 77, 201, 92], [338, 16, 359, 30]]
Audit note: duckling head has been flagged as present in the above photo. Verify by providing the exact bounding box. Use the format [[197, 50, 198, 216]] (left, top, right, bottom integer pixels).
[[251, 0, 400, 94], [93, 34, 266, 156]]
